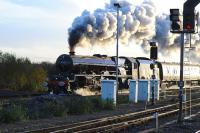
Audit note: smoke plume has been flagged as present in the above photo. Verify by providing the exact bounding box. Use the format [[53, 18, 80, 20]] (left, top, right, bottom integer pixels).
[[68, 0, 155, 50], [68, 0, 200, 63]]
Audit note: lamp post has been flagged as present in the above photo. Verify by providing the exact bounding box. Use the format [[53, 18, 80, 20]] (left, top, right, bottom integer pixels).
[[114, 3, 121, 94]]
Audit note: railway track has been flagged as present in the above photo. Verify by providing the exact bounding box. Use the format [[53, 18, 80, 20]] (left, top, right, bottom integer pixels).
[[25, 98, 200, 133], [159, 86, 200, 100], [160, 86, 200, 95], [0, 93, 44, 99], [0, 93, 45, 107]]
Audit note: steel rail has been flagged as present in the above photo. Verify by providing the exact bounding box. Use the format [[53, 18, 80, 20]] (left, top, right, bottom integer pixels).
[[25, 97, 200, 133], [65, 103, 200, 133], [26, 103, 177, 133]]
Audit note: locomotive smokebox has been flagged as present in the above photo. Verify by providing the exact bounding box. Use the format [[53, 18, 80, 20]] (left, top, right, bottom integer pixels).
[[56, 54, 73, 72]]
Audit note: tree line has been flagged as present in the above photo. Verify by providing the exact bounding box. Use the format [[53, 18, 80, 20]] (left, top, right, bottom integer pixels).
[[0, 51, 55, 92]]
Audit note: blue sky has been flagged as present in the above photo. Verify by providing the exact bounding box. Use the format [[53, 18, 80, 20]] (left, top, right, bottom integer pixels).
[[0, 0, 188, 62]]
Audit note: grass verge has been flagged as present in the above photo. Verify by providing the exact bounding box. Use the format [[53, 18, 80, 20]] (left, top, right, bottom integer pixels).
[[0, 95, 118, 123]]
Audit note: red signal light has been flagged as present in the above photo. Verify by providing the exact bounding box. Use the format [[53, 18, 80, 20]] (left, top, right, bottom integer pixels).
[[183, 12, 195, 32], [186, 23, 191, 29]]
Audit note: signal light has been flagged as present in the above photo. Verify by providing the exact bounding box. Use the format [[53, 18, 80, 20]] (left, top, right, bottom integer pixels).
[[150, 42, 158, 60], [183, 11, 195, 33], [171, 21, 181, 30], [186, 24, 191, 29], [170, 9, 182, 33], [150, 47, 157, 60]]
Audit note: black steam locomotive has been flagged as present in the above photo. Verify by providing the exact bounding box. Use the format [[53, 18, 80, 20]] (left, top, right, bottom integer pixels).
[[45, 53, 200, 94]]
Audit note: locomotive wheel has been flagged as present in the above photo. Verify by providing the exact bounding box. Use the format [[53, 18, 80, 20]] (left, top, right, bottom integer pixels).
[[70, 82, 78, 90], [53, 88, 59, 95]]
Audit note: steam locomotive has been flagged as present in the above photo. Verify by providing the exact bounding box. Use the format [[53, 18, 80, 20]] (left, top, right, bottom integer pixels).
[[45, 52, 200, 94]]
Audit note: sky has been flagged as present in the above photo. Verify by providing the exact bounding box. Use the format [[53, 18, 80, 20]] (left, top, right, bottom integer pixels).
[[0, 0, 193, 63]]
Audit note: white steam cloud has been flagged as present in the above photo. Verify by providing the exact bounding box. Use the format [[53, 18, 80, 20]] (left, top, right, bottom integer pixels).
[[68, 0, 156, 50], [68, 0, 200, 63]]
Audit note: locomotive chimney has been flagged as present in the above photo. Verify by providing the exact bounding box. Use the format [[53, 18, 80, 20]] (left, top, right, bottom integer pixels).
[[69, 51, 75, 55], [69, 47, 75, 55]]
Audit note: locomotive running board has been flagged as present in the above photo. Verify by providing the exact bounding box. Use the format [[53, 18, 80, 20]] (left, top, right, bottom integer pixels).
[[68, 74, 133, 82], [74, 74, 132, 78]]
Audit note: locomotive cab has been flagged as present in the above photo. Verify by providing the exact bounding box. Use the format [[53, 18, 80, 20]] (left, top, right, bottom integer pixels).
[[135, 57, 160, 80]]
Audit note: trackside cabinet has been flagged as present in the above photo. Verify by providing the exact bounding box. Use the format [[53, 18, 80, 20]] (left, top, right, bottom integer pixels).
[[138, 80, 150, 102], [101, 80, 116, 104], [129, 80, 138, 103]]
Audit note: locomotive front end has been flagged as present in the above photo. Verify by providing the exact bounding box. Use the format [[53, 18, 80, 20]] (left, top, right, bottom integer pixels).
[[56, 54, 73, 73], [45, 54, 74, 94]]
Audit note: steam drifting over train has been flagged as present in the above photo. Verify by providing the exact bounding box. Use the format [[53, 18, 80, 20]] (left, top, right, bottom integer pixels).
[[45, 0, 200, 93], [68, 0, 200, 63]]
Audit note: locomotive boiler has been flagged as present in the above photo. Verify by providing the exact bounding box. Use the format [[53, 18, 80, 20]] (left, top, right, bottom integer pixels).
[[55, 54, 120, 91]]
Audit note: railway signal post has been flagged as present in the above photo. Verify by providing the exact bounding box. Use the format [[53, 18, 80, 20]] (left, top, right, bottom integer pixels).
[[178, 32, 185, 123], [170, 0, 200, 123], [150, 42, 158, 105]]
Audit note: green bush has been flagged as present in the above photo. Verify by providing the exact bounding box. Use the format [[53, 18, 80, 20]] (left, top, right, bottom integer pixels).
[[66, 97, 115, 115], [0, 96, 116, 123], [44, 101, 66, 117], [0, 104, 27, 123], [67, 97, 93, 115], [117, 95, 129, 104], [27, 99, 67, 119], [101, 99, 116, 110], [90, 97, 116, 110], [90, 97, 104, 111]]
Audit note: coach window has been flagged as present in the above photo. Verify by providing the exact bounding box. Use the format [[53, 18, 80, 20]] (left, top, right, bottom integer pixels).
[[167, 67, 169, 74], [173, 69, 176, 74], [134, 63, 137, 69]]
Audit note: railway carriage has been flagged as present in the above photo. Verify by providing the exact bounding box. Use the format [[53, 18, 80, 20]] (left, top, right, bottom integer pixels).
[[161, 62, 200, 86]]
